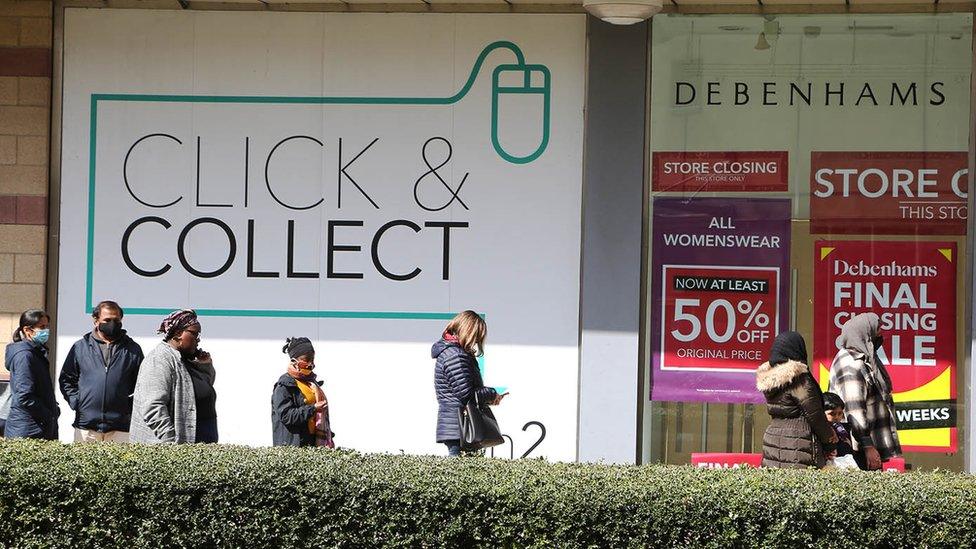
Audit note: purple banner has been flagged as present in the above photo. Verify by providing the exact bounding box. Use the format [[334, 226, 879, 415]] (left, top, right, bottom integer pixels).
[[650, 197, 791, 403]]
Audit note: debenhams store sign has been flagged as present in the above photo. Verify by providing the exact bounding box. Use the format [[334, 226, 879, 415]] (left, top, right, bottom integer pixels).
[[674, 79, 948, 107]]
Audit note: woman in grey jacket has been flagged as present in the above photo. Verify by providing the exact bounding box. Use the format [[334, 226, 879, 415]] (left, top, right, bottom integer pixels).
[[129, 310, 215, 444]]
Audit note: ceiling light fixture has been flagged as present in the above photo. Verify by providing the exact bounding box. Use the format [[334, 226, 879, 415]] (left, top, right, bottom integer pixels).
[[583, 0, 664, 26], [756, 18, 780, 51]]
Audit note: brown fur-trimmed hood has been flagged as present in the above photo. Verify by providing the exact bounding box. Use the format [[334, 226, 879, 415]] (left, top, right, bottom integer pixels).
[[755, 360, 809, 393]]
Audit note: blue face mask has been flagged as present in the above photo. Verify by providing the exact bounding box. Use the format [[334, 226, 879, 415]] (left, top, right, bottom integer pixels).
[[32, 328, 49, 345]]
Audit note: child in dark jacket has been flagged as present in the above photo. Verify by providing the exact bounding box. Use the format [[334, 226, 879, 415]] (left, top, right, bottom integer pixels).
[[823, 392, 857, 466]]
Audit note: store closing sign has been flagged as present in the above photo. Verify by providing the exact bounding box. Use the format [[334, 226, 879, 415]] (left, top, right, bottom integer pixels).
[[813, 241, 958, 452], [651, 151, 788, 193], [810, 152, 968, 235], [650, 198, 791, 404]]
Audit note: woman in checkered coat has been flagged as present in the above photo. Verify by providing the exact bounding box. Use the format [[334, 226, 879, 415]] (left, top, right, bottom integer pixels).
[[827, 313, 901, 470]]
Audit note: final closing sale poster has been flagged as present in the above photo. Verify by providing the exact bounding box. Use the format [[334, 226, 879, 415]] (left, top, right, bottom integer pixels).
[[813, 240, 958, 452]]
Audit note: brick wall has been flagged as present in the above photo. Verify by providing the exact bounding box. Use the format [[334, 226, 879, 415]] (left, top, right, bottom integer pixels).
[[0, 1, 53, 379]]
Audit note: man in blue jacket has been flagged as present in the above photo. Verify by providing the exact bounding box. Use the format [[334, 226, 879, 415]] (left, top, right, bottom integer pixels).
[[59, 300, 144, 442]]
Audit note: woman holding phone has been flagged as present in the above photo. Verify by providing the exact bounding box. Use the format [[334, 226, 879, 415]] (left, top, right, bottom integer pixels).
[[432, 310, 506, 456], [130, 309, 217, 444], [271, 337, 333, 448]]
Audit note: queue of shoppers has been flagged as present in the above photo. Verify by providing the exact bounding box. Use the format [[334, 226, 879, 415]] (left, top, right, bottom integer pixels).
[[3, 302, 898, 469], [1, 305, 504, 456], [2, 305, 219, 445]]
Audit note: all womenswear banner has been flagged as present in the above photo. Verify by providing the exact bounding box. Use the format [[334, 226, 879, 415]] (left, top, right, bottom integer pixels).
[[650, 198, 791, 403]]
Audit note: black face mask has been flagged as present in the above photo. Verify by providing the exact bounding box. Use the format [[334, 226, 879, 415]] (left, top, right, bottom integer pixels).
[[98, 319, 123, 339]]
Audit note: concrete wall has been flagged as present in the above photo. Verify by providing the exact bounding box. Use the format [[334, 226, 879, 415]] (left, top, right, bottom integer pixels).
[[577, 17, 647, 464], [0, 0, 52, 375]]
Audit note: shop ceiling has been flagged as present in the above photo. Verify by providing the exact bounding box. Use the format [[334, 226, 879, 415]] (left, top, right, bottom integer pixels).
[[62, 0, 976, 14]]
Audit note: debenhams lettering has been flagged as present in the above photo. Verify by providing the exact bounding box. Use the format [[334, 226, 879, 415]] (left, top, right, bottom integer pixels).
[[674, 80, 946, 107], [834, 260, 938, 278]]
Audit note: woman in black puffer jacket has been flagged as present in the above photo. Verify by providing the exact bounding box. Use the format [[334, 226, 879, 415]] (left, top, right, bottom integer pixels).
[[756, 331, 837, 468], [432, 310, 506, 456]]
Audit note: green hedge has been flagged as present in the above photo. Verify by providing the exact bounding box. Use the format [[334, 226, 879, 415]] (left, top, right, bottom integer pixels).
[[0, 441, 974, 548]]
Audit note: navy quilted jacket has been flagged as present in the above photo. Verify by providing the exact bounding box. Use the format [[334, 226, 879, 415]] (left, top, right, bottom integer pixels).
[[5, 340, 59, 440], [432, 339, 496, 443]]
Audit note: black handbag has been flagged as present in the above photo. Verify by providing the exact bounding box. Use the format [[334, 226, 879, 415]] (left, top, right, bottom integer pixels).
[[458, 392, 504, 451]]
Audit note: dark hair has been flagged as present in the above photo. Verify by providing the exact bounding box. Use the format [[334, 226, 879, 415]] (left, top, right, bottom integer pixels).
[[12, 309, 48, 342], [823, 392, 845, 411], [92, 300, 124, 319]]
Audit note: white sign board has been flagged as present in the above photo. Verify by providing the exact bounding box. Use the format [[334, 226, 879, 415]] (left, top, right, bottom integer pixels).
[[58, 9, 585, 459]]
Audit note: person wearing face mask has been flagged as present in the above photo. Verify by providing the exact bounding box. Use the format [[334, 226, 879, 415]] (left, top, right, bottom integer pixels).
[[4, 309, 59, 440], [271, 337, 333, 448], [129, 309, 215, 444], [58, 301, 145, 442], [828, 312, 901, 470]]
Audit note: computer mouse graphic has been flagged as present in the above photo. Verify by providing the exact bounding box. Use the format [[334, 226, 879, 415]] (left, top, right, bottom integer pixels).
[[491, 63, 551, 165]]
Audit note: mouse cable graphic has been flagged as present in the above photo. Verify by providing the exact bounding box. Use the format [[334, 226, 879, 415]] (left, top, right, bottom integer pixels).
[[85, 41, 552, 315], [90, 40, 551, 165]]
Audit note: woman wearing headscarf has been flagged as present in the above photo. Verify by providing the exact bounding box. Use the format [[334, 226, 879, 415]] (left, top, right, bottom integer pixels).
[[756, 331, 837, 468], [828, 312, 900, 470], [129, 309, 217, 444], [4, 309, 59, 440], [271, 337, 333, 448]]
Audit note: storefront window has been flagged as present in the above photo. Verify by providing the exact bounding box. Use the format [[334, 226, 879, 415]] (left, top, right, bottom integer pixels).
[[643, 13, 972, 471]]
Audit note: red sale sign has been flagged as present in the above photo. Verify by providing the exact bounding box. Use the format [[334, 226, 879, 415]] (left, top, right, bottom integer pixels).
[[652, 151, 789, 192], [883, 457, 906, 473], [662, 266, 779, 372], [691, 453, 763, 469], [810, 152, 968, 235], [813, 241, 957, 452]]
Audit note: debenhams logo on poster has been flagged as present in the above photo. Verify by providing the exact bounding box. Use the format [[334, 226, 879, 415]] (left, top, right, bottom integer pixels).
[[833, 260, 938, 278]]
